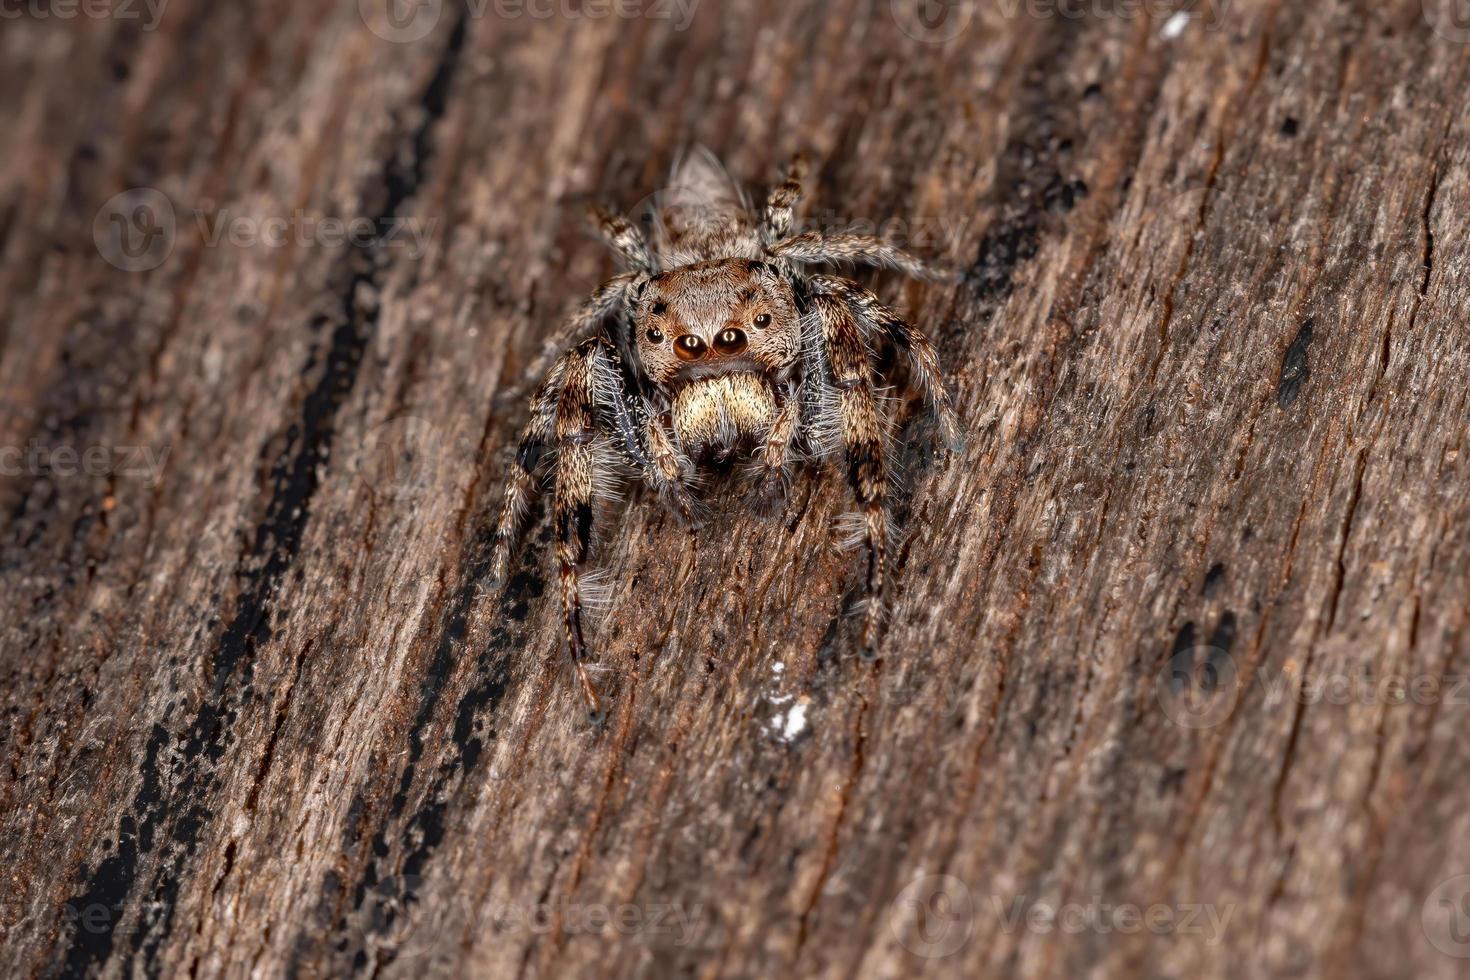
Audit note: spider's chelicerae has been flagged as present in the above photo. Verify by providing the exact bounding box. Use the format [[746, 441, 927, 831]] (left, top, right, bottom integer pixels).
[[487, 150, 962, 714]]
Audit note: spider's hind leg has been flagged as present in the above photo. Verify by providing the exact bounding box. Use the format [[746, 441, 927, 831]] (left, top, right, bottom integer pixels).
[[487, 355, 570, 591], [768, 231, 952, 281], [590, 204, 654, 273], [761, 154, 809, 246]]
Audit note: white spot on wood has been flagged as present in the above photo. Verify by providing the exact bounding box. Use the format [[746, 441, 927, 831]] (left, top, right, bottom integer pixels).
[[779, 701, 808, 741], [766, 694, 809, 742], [1161, 12, 1190, 39]]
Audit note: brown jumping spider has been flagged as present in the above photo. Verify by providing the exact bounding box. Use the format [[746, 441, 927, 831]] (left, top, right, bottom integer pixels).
[[487, 149, 961, 715]]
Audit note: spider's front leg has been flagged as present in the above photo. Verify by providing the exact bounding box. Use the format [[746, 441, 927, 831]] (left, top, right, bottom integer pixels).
[[513, 272, 641, 403], [812, 294, 890, 655], [550, 339, 630, 717], [811, 274, 963, 453]]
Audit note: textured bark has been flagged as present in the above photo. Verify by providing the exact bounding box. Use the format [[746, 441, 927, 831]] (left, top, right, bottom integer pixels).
[[2, 1, 1469, 977]]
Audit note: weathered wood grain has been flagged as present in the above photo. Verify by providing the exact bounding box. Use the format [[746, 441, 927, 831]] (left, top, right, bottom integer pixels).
[[2, 1, 1468, 977]]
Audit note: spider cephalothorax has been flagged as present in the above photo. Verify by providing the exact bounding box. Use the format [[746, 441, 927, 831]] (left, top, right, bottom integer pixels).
[[488, 149, 962, 715], [636, 258, 802, 459]]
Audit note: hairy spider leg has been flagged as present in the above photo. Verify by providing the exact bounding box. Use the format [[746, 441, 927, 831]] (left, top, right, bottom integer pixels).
[[813, 293, 891, 654], [811, 274, 962, 453]]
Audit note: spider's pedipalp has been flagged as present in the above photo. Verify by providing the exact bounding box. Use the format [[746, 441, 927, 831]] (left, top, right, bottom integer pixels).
[[812, 292, 890, 654], [752, 381, 802, 512], [810, 274, 963, 453], [769, 231, 950, 281], [641, 413, 706, 527]]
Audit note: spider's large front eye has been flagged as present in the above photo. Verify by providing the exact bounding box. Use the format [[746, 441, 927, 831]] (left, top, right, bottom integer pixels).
[[753, 313, 772, 329], [674, 335, 707, 361], [645, 326, 664, 343], [715, 328, 748, 355]]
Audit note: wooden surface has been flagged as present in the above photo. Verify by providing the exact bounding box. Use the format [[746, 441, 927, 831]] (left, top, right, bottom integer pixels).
[[2, 1, 1469, 977]]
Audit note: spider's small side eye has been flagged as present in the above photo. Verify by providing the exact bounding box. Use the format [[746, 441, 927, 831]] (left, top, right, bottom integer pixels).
[[753, 313, 773, 329], [651, 301, 667, 316], [645, 326, 664, 343]]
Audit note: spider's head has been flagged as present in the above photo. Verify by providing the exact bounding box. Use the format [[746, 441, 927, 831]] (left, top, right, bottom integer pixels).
[[633, 259, 801, 388]]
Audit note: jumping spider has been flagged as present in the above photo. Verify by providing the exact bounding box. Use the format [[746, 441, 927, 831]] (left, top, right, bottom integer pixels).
[[487, 150, 962, 714]]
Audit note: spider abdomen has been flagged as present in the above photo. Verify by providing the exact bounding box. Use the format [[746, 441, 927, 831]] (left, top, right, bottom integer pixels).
[[670, 373, 777, 457]]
